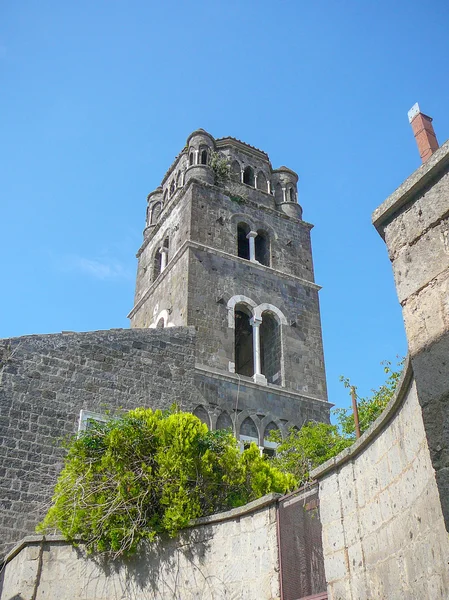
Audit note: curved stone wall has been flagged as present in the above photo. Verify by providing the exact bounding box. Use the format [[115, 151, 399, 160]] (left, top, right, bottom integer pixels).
[[0, 494, 280, 600], [312, 358, 449, 599]]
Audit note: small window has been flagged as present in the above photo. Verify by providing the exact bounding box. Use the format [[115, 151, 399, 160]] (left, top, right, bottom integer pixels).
[[151, 203, 161, 225], [289, 187, 295, 202], [243, 166, 255, 187], [237, 222, 250, 260], [263, 422, 279, 456], [156, 317, 165, 329], [78, 410, 108, 433], [153, 248, 162, 280], [231, 160, 241, 182], [240, 416, 258, 439], [235, 306, 254, 377], [216, 411, 233, 430], [177, 171, 182, 187], [257, 171, 268, 192], [189, 151, 195, 166], [260, 312, 282, 384], [193, 405, 210, 427], [255, 230, 270, 266], [200, 149, 208, 165], [170, 181, 175, 196]]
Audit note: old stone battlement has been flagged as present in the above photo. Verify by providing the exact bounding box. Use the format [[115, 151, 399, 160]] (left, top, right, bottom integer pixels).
[[146, 129, 302, 235]]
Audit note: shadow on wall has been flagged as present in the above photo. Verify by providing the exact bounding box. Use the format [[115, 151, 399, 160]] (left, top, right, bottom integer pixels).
[[88, 527, 212, 598], [3, 528, 219, 600]]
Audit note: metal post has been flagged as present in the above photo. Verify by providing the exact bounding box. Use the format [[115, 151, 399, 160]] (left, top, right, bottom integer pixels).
[[351, 386, 361, 439]]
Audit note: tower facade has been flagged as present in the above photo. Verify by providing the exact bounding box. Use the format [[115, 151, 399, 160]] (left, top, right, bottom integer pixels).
[[129, 129, 329, 448]]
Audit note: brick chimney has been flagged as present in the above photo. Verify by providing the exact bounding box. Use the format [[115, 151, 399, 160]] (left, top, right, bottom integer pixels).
[[408, 103, 439, 162]]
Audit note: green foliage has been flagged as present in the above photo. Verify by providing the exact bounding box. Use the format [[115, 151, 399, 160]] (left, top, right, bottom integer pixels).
[[209, 151, 231, 186], [269, 423, 351, 485], [336, 358, 404, 438], [38, 408, 295, 557], [270, 359, 404, 484]]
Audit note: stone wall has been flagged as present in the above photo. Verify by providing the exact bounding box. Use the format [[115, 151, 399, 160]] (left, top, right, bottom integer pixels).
[[194, 368, 330, 441], [0, 494, 281, 600], [312, 359, 449, 599], [0, 327, 196, 560], [373, 139, 449, 530]]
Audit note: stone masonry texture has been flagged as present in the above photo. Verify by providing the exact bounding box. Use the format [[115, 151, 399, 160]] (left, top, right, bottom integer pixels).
[[0, 130, 331, 589], [0, 327, 196, 560], [373, 139, 449, 532], [129, 130, 330, 444], [0, 495, 281, 600], [313, 363, 449, 599]]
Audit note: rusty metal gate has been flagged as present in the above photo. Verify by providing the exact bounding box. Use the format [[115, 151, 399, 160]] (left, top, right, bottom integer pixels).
[[277, 484, 327, 600]]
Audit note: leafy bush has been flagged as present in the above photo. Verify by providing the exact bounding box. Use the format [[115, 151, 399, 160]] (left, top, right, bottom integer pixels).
[[269, 422, 351, 485], [336, 359, 404, 438], [38, 408, 295, 557], [269, 359, 404, 484]]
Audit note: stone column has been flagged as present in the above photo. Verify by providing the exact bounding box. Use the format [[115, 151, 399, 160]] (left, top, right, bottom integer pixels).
[[254, 173, 258, 189], [282, 186, 287, 203], [240, 169, 245, 183], [160, 247, 168, 272], [250, 316, 266, 385], [247, 231, 258, 262]]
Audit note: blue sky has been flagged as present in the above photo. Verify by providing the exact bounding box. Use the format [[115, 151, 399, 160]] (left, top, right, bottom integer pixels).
[[2, 1, 449, 412]]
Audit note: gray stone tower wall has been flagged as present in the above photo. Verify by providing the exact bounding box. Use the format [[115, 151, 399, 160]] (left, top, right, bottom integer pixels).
[[0, 328, 197, 560], [129, 130, 328, 407]]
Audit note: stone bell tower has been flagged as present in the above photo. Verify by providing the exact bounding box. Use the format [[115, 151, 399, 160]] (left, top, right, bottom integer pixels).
[[128, 129, 330, 449]]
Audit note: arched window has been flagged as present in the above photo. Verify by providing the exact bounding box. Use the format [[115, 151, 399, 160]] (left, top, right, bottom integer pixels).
[[231, 160, 241, 182], [163, 189, 168, 204], [243, 166, 255, 187], [240, 417, 258, 438], [189, 151, 195, 166], [257, 171, 268, 192], [216, 411, 232, 430], [170, 181, 175, 196], [260, 311, 282, 384], [263, 422, 279, 456], [177, 171, 182, 187], [240, 417, 259, 449], [152, 248, 162, 281], [193, 405, 210, 427], [200, 148, 208, 165], [237, 223, 250, 260], [235, 305, 254, 377], [255, 230, 270, 266], [156, 317, 165, 329], [289, 186, 295, 202], [152, 238, 169, 281], [274, 183, 283, 204], [151, 203, 161, 225]]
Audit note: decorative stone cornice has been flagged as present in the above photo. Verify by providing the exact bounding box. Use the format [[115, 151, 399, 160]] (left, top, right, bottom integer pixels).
[[195, 364, 330, 405], [128, 239, 321, 319]]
